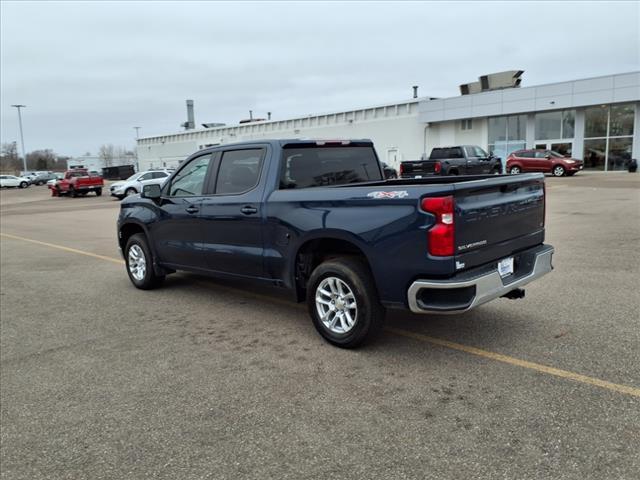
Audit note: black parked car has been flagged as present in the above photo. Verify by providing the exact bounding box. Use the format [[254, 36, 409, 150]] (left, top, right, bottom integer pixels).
[[381, 162, 397, 179]]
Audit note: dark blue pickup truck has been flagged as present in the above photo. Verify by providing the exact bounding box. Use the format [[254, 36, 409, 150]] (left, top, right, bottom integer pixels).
[[117, 139, 554, 347]]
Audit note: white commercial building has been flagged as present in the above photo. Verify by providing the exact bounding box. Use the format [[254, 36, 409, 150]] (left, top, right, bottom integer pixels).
[[137, 71, 640, 173]]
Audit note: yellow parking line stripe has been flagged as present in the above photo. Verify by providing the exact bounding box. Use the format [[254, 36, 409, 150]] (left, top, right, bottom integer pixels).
[[2, 231, 639, 398], [387, 328, 640, 398], [0, 232, 124, 265]]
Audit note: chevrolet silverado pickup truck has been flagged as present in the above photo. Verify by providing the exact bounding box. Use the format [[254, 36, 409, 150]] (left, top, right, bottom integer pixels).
[[400, 145, 503, 178], [117, 139, 554, 348], [50, 169, 104, 197]]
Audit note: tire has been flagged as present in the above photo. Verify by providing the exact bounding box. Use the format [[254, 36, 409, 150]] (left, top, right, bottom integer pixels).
[[493, 167, 502, 175], [95, 188, 102, 196], [19, 181, 28, 188], [70, 187, 77, 197], [509, 166, 521, 175], [124, 233, 165, 290], [125, 187, 138, 197], [448, 170, 459, 176], [552, 165, 565, 177], [388, 173, 398, 179], [306, 257, 385, 348]]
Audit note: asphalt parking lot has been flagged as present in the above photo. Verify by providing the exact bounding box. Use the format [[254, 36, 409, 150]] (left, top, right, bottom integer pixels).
[[1, 173, 639, 480]]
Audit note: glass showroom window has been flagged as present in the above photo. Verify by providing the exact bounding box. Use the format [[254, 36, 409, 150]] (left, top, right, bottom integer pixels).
[[534, 110, 575, 153], [583, 103, 635, 171], [488, 114, 526, 160]]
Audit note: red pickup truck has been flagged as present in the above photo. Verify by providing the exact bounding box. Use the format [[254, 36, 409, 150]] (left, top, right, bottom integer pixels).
[[50, 169, 104, 197]]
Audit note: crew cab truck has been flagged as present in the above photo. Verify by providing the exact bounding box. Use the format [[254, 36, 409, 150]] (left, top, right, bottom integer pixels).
[[50, 169, 104, 197], [117, 140, 554, 348], [400, 145, 503, 178]]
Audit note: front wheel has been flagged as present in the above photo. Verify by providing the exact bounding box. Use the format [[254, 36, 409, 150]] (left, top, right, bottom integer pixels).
[[552, 165, 565, 177], [509, 166, 521, 175], [95, 188, 102, 196], [125, 188, 138, 197], [125, 233, 165, 290], [307, 257, 385, 348]]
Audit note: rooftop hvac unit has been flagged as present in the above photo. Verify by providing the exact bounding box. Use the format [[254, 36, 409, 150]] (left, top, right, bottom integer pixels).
[[460, 70, 524, 95]]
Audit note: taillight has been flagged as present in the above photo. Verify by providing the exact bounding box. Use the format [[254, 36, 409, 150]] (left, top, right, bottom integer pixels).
[[399, 163, 404, 176], [434, 161, 442, 174], [422, 196, 455, 256]]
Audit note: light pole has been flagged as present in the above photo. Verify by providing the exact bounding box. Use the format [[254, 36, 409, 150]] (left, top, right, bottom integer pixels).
[[11, 104, 27, 172], [133, 127, 141, 172]]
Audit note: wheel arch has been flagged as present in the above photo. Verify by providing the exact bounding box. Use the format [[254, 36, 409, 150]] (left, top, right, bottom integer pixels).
[[291, 233, 375, 302]]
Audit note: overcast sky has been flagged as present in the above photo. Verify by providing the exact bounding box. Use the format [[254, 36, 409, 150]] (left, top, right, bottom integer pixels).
[[1, 1, 638, 157]]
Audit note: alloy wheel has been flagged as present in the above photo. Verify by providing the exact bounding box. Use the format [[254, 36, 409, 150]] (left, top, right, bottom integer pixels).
[[128, 244, 146, 281], [315, 277, 358, 334]]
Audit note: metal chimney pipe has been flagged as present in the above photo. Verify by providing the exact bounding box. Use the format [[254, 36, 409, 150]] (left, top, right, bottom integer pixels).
[[249, 110, 253, 121], [186, 99, 195, 130], [267, 111, 271, 120], [412, 86, 418, 99]]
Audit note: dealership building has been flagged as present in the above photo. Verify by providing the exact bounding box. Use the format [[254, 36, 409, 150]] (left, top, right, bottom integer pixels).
[[137, 71, 640, 173]]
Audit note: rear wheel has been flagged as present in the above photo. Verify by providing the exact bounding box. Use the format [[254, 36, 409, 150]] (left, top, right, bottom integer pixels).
[[95, 188, 102, 196], [19, 181, 28, 188], [307, 257, 385, 348], [509, 166, 521, 175], [125, 233, 165, 290], [70, 186, 77, 197], [552, 165, 565, 177], [493, 166, 502, 175]]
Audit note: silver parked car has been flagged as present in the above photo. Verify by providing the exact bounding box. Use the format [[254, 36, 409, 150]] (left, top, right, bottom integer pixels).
[[109, 169, 173, 199]]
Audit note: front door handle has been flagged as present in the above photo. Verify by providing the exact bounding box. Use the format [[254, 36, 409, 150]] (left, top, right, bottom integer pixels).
[[185, 206, 199, 214], [241, 205, 258, 215]]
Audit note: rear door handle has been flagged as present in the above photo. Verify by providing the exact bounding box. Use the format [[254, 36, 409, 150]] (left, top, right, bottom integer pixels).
[[241, 205, 258, 215], [185, 206, 199, 214]]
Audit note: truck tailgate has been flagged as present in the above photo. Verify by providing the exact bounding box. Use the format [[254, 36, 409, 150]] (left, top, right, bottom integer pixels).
[[454, 174, 545, 269], [401, 160, 437, 177]]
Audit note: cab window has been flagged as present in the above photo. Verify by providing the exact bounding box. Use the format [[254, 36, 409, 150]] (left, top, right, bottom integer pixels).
[[215, 149, 264, 194], [169, 155, 212, 197]]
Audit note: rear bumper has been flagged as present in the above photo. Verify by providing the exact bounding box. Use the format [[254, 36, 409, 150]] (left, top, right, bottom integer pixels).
[[407, 244, 554, 314]]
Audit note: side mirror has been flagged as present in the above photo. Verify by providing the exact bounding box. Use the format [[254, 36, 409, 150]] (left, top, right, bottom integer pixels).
[[545, 154, 551, 159], [141, 184, 161, 200]]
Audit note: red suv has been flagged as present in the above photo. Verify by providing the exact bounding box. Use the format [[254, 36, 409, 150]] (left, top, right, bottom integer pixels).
[[506, 149, 584, 177]]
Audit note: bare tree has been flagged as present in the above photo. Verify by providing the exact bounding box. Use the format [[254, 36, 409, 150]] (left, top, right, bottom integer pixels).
[[0, 142, 20, 172], [99, 144, 115, 167]]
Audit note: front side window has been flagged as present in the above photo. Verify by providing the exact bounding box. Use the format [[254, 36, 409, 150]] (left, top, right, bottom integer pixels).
[[215, 149, 264, 194], [280, 146, 382, 189], [138, 173, 154, 181], [169, 154, 211, 196]]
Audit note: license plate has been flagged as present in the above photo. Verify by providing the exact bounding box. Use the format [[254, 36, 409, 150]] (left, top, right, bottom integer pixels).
[[498, 257, 514, 278], [415, 175, 423, 179]]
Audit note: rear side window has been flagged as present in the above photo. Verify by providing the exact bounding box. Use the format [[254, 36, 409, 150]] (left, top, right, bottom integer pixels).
[[138, 173, 154, 181], [169, 154, 212, 196], [215, 149, 264, 195], [430, 147, 464, 160], [280, 146, 382, 189], [152, 172, 168, 179]]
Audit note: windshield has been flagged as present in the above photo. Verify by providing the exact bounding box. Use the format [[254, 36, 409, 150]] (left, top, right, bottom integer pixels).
[[549, 150, 564, 158]]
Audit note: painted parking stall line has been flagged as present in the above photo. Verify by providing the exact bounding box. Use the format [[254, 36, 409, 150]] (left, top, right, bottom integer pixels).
[[2, 231, 639, 399]]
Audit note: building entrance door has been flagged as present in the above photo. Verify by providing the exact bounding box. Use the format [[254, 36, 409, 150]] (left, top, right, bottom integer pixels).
[[386, 148, 400, 170]]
